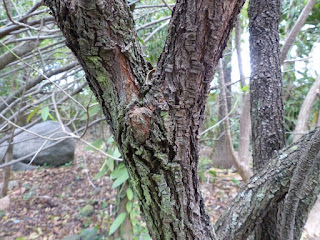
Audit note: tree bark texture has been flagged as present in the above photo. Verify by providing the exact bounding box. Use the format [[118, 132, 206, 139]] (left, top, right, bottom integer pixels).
[[44, 0, 245, 239], [249, 0, 286, 239], [249, 0, 285, 172], [215, 127, 320, 240]]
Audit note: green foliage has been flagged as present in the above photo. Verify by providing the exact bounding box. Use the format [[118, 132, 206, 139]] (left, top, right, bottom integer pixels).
[[134, 0, 173, 65], [126, 188, 134, 201], [111, 165, 129, 189], [85, 138, 104, 151], [109, 212, 127, 236]]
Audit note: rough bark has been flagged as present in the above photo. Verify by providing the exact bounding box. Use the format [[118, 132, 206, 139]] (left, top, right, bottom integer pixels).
[[44, 0, 245, 239], [249, 0, 285, 172], [293, 74, 320, 142], [280, 0, 317, 64], [249, 0, 286, 239], [215, 127, 320, 240]]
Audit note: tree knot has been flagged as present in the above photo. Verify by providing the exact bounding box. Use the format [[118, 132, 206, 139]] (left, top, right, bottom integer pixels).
[[129, 107, 153, 144]]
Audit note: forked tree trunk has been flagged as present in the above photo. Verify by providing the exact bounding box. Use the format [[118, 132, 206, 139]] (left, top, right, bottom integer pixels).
[[44, 0, 320, 239], [215, 127, 320, 239], [44, 0, 246, 239]]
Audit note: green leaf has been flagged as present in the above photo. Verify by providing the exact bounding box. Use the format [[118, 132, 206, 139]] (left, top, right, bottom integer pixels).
[[93, 162, 108, 180], [107, 136, 115, 144], [241, 85, 249, 93], [48, 113, 55, 121], [109, 212, 126, 236], [110, 163, 126, 180], [85, 138, 104, 151], [126, 188, 134, 201], [112, 170, 129, 189], [112, 147, 121, 158], [27, 106, 40, 123], [208, 170, 217, 177], [232, 178, 241, 186], [126, 201, 133, 213], [41, 106, 50, 121], [107, 158, 114, 172], [80, 104, 101, 120]]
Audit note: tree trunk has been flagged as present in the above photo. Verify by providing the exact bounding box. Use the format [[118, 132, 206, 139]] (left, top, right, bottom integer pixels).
[[249, 0, 285, 172], [214, 42, 234, 169], [249, 0, 286, 239], [215, 127, 320, 240], [235, 17, 252, 176], [44, 0, 246, 239], [44, 0, 320, 239], [113, 183, 133, 240], [218, 60, 252, 182]]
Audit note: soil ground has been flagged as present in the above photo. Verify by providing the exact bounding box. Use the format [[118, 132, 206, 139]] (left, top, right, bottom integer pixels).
[[0, 146, 319, 240]]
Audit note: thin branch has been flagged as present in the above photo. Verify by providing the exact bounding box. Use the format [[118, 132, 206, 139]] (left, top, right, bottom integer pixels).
[[143, 20, 170, 43], [161, 0, 173, 11], [280, 0, 317, 64]]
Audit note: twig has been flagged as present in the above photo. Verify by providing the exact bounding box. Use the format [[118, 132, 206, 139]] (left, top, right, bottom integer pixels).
[[161, 0, 173, 11]]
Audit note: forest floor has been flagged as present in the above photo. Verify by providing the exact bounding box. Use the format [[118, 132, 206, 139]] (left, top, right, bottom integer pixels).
[[0, 145, 319, 240]]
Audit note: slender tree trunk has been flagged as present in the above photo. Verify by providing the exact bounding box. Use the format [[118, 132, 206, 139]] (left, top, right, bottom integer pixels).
[[1, 139, 12, 197], [293, 74, 320, 142], [44, 0, 246, 239], [113, 183, 133, 240], [235, 18, 252, 175], [249, 0, 285, 172], [249, 0, 286, 239], [214, 42, 234, 169], [218, 60, 252, 182]]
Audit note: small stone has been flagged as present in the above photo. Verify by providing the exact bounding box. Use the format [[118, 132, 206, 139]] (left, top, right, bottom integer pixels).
[[0, 195, 10, 210], [0, 180, 19, 191]]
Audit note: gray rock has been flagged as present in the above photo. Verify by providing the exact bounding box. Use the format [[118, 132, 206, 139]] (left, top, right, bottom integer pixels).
[[0, 180, 19, 191], [11, 162, 38, 171], [0, 121, 75, 167]]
